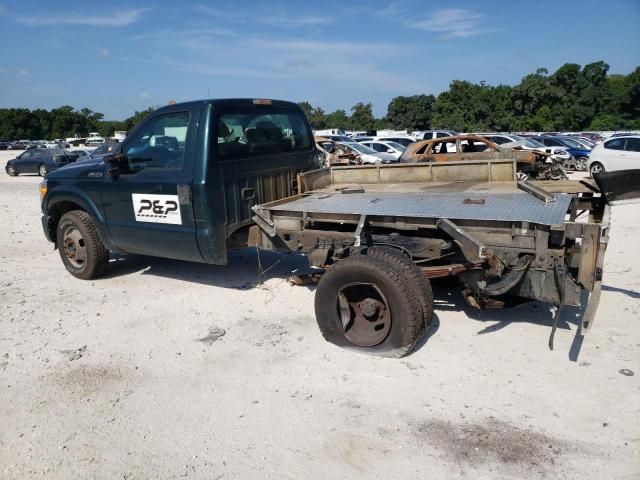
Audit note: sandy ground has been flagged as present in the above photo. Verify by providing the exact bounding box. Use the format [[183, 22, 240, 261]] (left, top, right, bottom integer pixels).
[[0, 150, 638, 480]]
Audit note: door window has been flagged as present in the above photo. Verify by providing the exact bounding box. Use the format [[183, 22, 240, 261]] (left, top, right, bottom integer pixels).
[[123, 111, 190, 173], [371, 142, 387, 153], [624, 138, 640, 152], [604, 138, 624, 151]]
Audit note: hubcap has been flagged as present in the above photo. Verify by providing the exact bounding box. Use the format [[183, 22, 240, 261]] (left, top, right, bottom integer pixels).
[[39, 165, 47, 176], [62, 225, 87, 268], [337, 282, 391, 347], [591, 164, 603, 174], [7, 167, 15, 175]]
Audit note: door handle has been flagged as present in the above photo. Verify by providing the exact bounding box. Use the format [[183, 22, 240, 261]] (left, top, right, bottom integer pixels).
[[241, 187, 256, 201]]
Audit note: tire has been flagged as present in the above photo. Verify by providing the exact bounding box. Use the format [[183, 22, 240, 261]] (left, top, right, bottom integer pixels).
[[362, 246, 434, 329], [576, 156, 588, 171], [56, 210, 110, 280], [38, 164, 48, 176], [315, 254, 425, 357], [590, 162, 604, 176], [6, 165, 17, 176]]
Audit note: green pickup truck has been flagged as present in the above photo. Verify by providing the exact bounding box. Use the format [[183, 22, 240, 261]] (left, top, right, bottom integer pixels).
[[40, 98, 622, 357]]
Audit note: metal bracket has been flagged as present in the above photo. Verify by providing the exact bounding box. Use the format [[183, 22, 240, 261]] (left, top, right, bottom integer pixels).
[[581, 280, 602, 332], [518, 180, 556, 203], [437, 218, 486, 261], [354, 214, 367, 247]]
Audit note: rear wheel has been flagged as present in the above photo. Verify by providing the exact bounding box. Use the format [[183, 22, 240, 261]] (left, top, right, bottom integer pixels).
[[590, 162, 604, 176], [6, 165, 17, 176], [56, 210, 110, 280], [38, 164, 48, 176], [315, 254, 425, 357]]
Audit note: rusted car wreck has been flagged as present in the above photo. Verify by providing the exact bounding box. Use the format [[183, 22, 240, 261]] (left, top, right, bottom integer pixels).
[[399, 135, 566, 180], [315, 136, 360, 166]]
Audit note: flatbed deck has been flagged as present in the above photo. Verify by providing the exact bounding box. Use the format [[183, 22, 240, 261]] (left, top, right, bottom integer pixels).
[[262, 190, 573, 226]]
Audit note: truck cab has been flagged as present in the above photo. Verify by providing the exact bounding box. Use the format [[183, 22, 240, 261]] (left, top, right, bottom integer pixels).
[[41, 99, 318, 279]]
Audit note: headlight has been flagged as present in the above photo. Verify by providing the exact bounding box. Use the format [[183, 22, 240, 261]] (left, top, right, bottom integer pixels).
[[39, 180, 47, 201]]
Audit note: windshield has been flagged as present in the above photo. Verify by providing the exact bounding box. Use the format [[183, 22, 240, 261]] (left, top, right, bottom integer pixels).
[[558, 137, 583, 149], [384, 141, 406, 151], [345, 142, 377, 154]]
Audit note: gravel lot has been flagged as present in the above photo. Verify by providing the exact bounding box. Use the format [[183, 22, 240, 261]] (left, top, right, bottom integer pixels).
[[0, 150, 638, 479]]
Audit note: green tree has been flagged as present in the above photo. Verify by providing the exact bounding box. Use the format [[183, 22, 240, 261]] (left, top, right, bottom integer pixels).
[[349, 102, 375, 130], [387, 94, 436, 130]]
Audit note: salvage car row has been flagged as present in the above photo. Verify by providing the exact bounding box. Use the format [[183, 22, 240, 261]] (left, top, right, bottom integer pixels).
[[313, 131, 640, 177]]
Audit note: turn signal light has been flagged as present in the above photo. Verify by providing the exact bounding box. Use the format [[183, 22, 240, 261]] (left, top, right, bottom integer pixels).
[[39, 181, 47, 201]]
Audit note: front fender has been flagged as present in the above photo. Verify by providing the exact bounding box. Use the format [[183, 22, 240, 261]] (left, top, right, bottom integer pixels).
[[42, 185, 116, 250]]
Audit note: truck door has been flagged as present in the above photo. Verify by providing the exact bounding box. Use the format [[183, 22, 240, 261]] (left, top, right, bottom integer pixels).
[[101, 108, 203, 262]]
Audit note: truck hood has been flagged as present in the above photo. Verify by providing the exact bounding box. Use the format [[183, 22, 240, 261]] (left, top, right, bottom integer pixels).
[[45, 158, 105, 179]]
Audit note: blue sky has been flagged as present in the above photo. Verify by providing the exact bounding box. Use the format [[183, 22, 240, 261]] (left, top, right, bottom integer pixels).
[[0, 0, 638, 120]]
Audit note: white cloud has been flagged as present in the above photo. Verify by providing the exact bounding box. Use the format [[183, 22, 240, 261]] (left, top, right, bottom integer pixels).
[[18, 69, 29, 76], [194, 5, 328, 28], [99, 48, 109, 57], [139, 92, 151, 99], [412, 8, 491, 38], [18, 8, 147, 27]]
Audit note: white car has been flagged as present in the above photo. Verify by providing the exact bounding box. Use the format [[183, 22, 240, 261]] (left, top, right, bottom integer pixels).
[[339, 142, 397, 164], [358, 140, 406, 160], [588, 135, 640, 176]]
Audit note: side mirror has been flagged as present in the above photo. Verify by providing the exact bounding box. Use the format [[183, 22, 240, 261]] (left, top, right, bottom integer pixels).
[[103, 143, 124, 163]]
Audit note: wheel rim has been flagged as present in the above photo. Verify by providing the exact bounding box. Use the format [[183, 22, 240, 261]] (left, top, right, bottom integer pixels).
[[62, 225, 87, 269], [591, 164, 603, 174], [337, 282, 391, 347], [7, 166, 15, 175], [39, 165, 47, 176]]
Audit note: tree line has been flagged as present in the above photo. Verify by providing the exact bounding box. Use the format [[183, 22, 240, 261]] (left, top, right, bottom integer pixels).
[[300, 61, 639, 132], [0, 106, 154, 141], [0, 61, 637, 140]]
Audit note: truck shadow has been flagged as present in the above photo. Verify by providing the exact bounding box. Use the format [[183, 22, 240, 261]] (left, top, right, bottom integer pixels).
[[104, 248, 313, 290], [430, 279, 588, 361], [104, 251, 595, 360]]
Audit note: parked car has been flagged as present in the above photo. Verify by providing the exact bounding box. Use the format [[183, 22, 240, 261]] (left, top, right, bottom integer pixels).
[[5, 148, 79, 176], [375, 136, 415, 147], [477, 133, 579, 169], [569, 137, 595, 150], [359, 140, 406, 160], [399, 135, 565, 179], [531, 136, 591, 170], [339, 142, 397, 164], [588, 135, 640, 176], [323, 135, 353, 143], [415, 130, 458, 140], [580, 132, 605, 143], [0, 142, 9, 150], [7, 142, 27, 150], [314, 137, 359, 166], [82, 143, 118, 161]]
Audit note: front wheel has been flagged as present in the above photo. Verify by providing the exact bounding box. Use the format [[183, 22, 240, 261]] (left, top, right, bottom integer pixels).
[[590, 162, 605, 177], [38, 164, 48, 176], [56, 210, 110, 279], [6, 165, 17, 176], [576, 157, 588, 171], [315, 254, 425, 357]]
